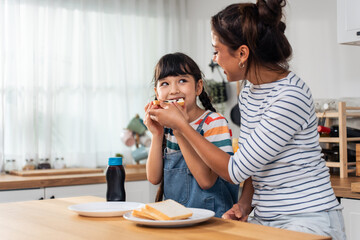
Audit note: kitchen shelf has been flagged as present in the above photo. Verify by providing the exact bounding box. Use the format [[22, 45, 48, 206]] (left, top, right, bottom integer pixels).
[[316, 101, 360, 178]]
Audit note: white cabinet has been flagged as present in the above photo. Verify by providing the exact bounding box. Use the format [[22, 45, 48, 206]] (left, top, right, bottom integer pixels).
[[125, 181, 158, 203], [337, 0, 360, 45], [0, 188, 44, 203], [341, 198, 360, 240], [45, 181, 157, 203], [0, 181, 158, 203], [45, 184, 107, 199]]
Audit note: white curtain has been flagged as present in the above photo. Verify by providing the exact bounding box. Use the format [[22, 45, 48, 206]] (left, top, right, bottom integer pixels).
[[0, 0, 189, 170]]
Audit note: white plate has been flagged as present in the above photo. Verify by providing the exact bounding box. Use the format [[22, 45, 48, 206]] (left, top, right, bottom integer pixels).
[[123, 208, 215, 227], [68, 202, 144, 217]]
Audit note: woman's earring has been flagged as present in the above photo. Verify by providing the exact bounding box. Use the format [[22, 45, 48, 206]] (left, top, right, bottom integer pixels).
[[238, 62, 245, 69]]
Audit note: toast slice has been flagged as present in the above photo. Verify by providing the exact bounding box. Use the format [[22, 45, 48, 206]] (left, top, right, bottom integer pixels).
[[132, 208, 157, 220], [152, 98, 185, 106], [132, 199, 192, 221]]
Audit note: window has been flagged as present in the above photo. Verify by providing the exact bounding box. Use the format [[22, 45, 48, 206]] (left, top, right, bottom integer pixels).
[[0, 0, 189, 169]]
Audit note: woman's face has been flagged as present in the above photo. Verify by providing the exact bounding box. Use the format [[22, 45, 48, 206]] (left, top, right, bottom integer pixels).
[[211, 31, 245, 82]]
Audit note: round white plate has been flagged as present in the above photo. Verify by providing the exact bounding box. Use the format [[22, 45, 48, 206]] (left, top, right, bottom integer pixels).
[[123, 208, 215, 227], [68, 202, 144, 217]]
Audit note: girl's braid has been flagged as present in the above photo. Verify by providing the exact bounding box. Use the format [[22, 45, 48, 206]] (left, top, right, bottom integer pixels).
[[199, 89, 216, 112]]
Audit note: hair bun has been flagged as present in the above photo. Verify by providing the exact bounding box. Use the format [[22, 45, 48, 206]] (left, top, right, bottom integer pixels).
[[256, 0, 286, 27]]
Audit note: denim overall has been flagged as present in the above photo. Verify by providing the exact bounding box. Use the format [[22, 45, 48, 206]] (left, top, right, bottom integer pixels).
[[163, 112, 239, 217]]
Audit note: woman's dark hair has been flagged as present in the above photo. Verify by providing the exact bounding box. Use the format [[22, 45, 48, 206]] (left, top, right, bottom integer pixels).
[[153, 52, 216, 113], [153, 52, 216, 201], [211, 0, 292, 77]]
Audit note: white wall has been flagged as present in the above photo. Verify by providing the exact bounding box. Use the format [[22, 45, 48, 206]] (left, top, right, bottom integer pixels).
[[286, 0, 360, 99], [186, 0, 244, 137], [186, 0, 360, 137]]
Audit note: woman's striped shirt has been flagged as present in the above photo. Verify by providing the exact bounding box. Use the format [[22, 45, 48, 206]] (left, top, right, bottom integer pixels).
[[165, 110, 233, 155], [228, 72, 341, 220]]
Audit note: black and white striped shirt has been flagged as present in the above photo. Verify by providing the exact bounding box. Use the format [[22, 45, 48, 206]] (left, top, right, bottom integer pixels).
[[229, 72, 340, 220]]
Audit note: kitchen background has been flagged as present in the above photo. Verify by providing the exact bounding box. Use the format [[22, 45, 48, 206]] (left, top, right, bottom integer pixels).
[[1, 0, 360, 170]]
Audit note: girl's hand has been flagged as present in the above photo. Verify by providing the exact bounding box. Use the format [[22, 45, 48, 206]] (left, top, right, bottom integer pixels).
[[144, 102, 164, 136], [222, 202, 252, 222], [148, 102, 188, 131]]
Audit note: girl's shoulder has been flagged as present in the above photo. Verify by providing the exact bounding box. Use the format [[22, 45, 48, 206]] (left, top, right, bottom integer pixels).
[[192, 110, 229, 127], [200, 111, 233, 145]]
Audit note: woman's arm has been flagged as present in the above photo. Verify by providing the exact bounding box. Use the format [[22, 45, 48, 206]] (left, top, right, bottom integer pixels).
[[149, 104, 232, 182], [174, 131, 218, 189], [180, 123, 232, 181], [149, 90, 312, 184]]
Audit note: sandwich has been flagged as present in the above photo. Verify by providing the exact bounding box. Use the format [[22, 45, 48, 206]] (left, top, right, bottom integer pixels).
[[152, 98, 185, 106], [131, 199, 193, 221]]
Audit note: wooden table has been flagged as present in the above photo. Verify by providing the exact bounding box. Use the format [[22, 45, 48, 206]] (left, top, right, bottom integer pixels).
[[0, 196, 330, 240]]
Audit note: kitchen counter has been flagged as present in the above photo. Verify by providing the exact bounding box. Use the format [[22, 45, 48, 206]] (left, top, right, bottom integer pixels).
[[330, 175, 360, 199], [0, 196, 330, 240], [0, 166, 147, 191], [2, 167, 360, 200]]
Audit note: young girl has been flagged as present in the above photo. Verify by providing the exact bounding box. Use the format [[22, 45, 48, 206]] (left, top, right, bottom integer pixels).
[[148, 1, 345, 240], [144, 52, 238, 217]]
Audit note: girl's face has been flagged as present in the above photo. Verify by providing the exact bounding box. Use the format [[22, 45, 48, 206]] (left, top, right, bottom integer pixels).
[[211, 31, 245, 82], [155, 74, 202, 110]]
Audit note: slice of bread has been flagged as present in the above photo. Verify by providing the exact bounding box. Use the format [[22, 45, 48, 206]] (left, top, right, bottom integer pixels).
[[152, 100, 160, 105], [132, 208, 157, 220], [152, 98, 185, 107], [132, 199, 192, 221]]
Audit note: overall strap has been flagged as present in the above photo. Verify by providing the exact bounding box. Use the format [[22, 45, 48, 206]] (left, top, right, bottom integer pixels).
[[195, 111, 213, 134]]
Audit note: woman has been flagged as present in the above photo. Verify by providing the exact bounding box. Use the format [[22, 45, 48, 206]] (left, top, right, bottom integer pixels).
[[148, 1, 346, 239]]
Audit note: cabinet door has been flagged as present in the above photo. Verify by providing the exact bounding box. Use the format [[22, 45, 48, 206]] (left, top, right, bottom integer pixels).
[[341, 198, 360, 240], [337, 0, 360, 45], [125, 181, 158, 203], [45, 184, 106, 199], [0, 188, 45, 203], [44, 182, 158, 202]]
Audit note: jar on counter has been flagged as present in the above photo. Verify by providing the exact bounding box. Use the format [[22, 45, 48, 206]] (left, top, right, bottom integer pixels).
[[29, 159, 37, 169], [23, 159, 36, 170], [54, 157, 66, 169], [4, 159, 17, 173], [38, 158, 51, 169]]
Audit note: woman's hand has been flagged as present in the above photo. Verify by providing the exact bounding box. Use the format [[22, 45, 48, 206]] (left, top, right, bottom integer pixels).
[[223, 178, 254, 221], [148, 102, 188, 131], [222, 202, 253, 222], [144, 102, 164, 136]]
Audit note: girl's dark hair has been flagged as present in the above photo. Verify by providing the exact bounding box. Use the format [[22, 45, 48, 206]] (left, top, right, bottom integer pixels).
[[153, 52, 216, 113], [153, 52, 215, 201], [211, 0, 292, 77]]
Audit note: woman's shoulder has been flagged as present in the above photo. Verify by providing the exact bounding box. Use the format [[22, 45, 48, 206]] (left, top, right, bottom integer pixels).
[[276, 72, 311, 93], [271, 72, 313, 103]]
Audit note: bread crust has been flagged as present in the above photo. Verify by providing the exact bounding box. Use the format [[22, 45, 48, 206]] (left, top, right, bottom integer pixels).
[[152, 99, 185, 106], [131, 199, 192, 221]]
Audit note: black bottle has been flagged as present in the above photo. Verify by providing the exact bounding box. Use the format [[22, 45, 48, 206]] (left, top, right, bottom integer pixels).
[[106, 157, 126, 201], [318, 125, 360, 138]]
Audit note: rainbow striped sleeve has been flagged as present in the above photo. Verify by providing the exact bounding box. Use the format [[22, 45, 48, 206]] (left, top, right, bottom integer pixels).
[[202, 112, 233, 155]]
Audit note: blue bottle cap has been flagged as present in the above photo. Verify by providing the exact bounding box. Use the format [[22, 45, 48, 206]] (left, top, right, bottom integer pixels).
[[108, 157, 123, 166]]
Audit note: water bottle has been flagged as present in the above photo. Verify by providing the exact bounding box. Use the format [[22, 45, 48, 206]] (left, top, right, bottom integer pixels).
[[106, 157, 126, 201]]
